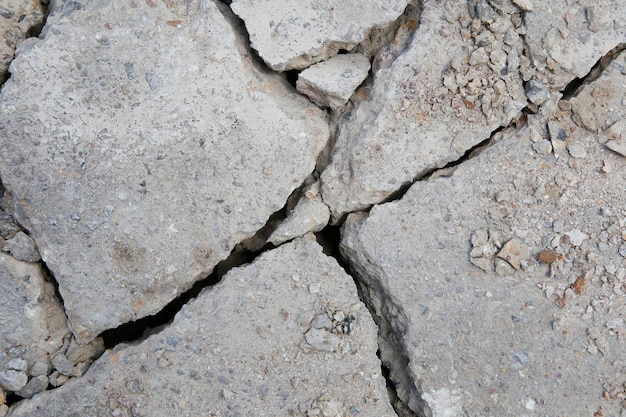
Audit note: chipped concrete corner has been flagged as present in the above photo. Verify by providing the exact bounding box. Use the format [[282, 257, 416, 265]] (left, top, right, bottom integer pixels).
[[0, 0, 625, 416]]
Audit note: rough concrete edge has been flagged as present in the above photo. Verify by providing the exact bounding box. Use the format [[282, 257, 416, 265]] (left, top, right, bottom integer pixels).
[[340, 212, 428, 417]]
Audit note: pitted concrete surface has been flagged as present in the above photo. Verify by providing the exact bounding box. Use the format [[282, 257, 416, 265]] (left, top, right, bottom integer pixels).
[[0, 0, 625, 416]]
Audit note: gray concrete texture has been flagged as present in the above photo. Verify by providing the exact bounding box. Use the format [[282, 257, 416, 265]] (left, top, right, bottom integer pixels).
[[0, 0, 328, 343], [0, 0, 625, 416]]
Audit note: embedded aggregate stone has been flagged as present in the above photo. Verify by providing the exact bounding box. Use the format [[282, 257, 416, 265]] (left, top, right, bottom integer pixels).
[[320, 0, 528, 219], [1, 231, 40, 262], [340, 93, 626, 415], [296, 53, 371, 110], [230, 0, 409, 71], [0, 0, 329, 342], [7, 238, 395, 417]]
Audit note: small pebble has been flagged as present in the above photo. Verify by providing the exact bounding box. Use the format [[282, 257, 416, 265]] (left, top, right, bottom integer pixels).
[[565, 229, 588, 247], [538, 250, 557, 263], [308, 283, 320, 294], [567, 143, 586, 158]]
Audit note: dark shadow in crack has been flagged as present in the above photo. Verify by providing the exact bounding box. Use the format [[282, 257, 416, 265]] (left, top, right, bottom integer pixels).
[[561, 42, 626, 100], [315, 225, 420, 417], [99, 179, 313, 347]]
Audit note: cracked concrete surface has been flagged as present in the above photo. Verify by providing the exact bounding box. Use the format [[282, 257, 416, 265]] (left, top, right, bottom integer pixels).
[[0, 0, 625, 416]]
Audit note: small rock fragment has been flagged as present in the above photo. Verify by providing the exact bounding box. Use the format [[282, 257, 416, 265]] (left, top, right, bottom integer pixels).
[[17, 375, 48, 399], [567, 143, 587, 158], [1, 231, 41, 262], [296, 54, 371, 110], [586, 6, 611, 33], [512, 0, 534, 11], [304, 328, 340, 352], [268, 195, 331, 245], [532, 140, 552, 154], [0, 370, 27, 392], [525, 80, 550, 105], [565, 229, 588, 247], [497, 238, 528, 270], [538, 250, 557, 264], [548, 121, 567, 156]]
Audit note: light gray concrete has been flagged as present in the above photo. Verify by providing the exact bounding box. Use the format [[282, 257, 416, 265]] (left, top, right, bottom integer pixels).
[[0, 0, 329, 343], [8, 238, 395, 417]]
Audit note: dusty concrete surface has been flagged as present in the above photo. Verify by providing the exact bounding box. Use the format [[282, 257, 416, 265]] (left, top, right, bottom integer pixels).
[[7, 238, 395, 417], [0, 0, 625, 416], [0, 0, 328, 343]]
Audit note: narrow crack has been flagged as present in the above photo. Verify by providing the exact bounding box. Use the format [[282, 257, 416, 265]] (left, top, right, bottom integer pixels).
[[100, 179, 310, 348], [561, 42, 626, 100], [315, 225, 419, 417]]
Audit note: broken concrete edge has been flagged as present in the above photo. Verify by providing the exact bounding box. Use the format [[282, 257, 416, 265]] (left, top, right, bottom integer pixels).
[[7, 237, 398, 416], [229, 0, 411, 72], [340, 212, 429, 416]]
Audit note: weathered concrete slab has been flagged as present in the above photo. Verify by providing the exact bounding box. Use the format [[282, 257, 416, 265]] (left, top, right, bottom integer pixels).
[[320, 0, 528, 220], [296, 53, 371, 110], [268, 183, 330, 245], [230, 0, 409, 71], [0, 0, 329, 343], [8, 238, 395, 417], [523, 0, 626, 89], [0, 0, 45, 84], [340, 71, 626, 415]]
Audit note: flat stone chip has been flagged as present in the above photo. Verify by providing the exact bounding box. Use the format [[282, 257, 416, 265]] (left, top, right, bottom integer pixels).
[[8, 238, 396, 417], [0, 0, 329, 342]]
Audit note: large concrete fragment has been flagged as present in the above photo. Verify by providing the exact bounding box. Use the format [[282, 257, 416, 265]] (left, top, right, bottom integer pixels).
[[340, 77, 626, 414], [230, 0, 409, 71], [8, 238, 395, 417], [0, 0, 45, 84], [321, 0, 528, 220], [523, 0, 625, 89], [0, 0, 329, 343]]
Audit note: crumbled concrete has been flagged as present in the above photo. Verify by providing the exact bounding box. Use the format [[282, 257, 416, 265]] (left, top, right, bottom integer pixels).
[[297, 53, 371, 110], [524, 0, 625, 89], [341, 83, 626, 415], [0, 0, 45, 83], [230, 0, 409, 71], [0, 0, 329, 342], [8, 238, 395, 417], [321, 0, 528, 220], [571, 51, 626, 133]]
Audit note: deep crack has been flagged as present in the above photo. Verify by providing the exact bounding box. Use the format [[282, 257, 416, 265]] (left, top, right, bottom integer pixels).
[[315, 225, 419, 417], [561, 43, 626, 100]]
